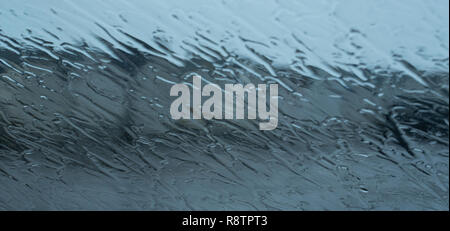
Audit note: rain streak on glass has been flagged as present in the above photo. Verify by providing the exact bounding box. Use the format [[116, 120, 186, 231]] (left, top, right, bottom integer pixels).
[[0, 0, 448, 210]]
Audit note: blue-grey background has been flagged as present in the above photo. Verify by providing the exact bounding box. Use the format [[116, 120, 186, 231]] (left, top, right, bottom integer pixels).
[[0, 0, 448, 210]]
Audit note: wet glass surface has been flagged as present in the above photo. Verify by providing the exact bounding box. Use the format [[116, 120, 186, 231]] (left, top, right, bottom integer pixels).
[[0, 0, 448, 210]]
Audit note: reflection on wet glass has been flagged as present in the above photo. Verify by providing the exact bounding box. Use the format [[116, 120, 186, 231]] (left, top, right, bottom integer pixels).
[[0, 0, 448, 210]]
